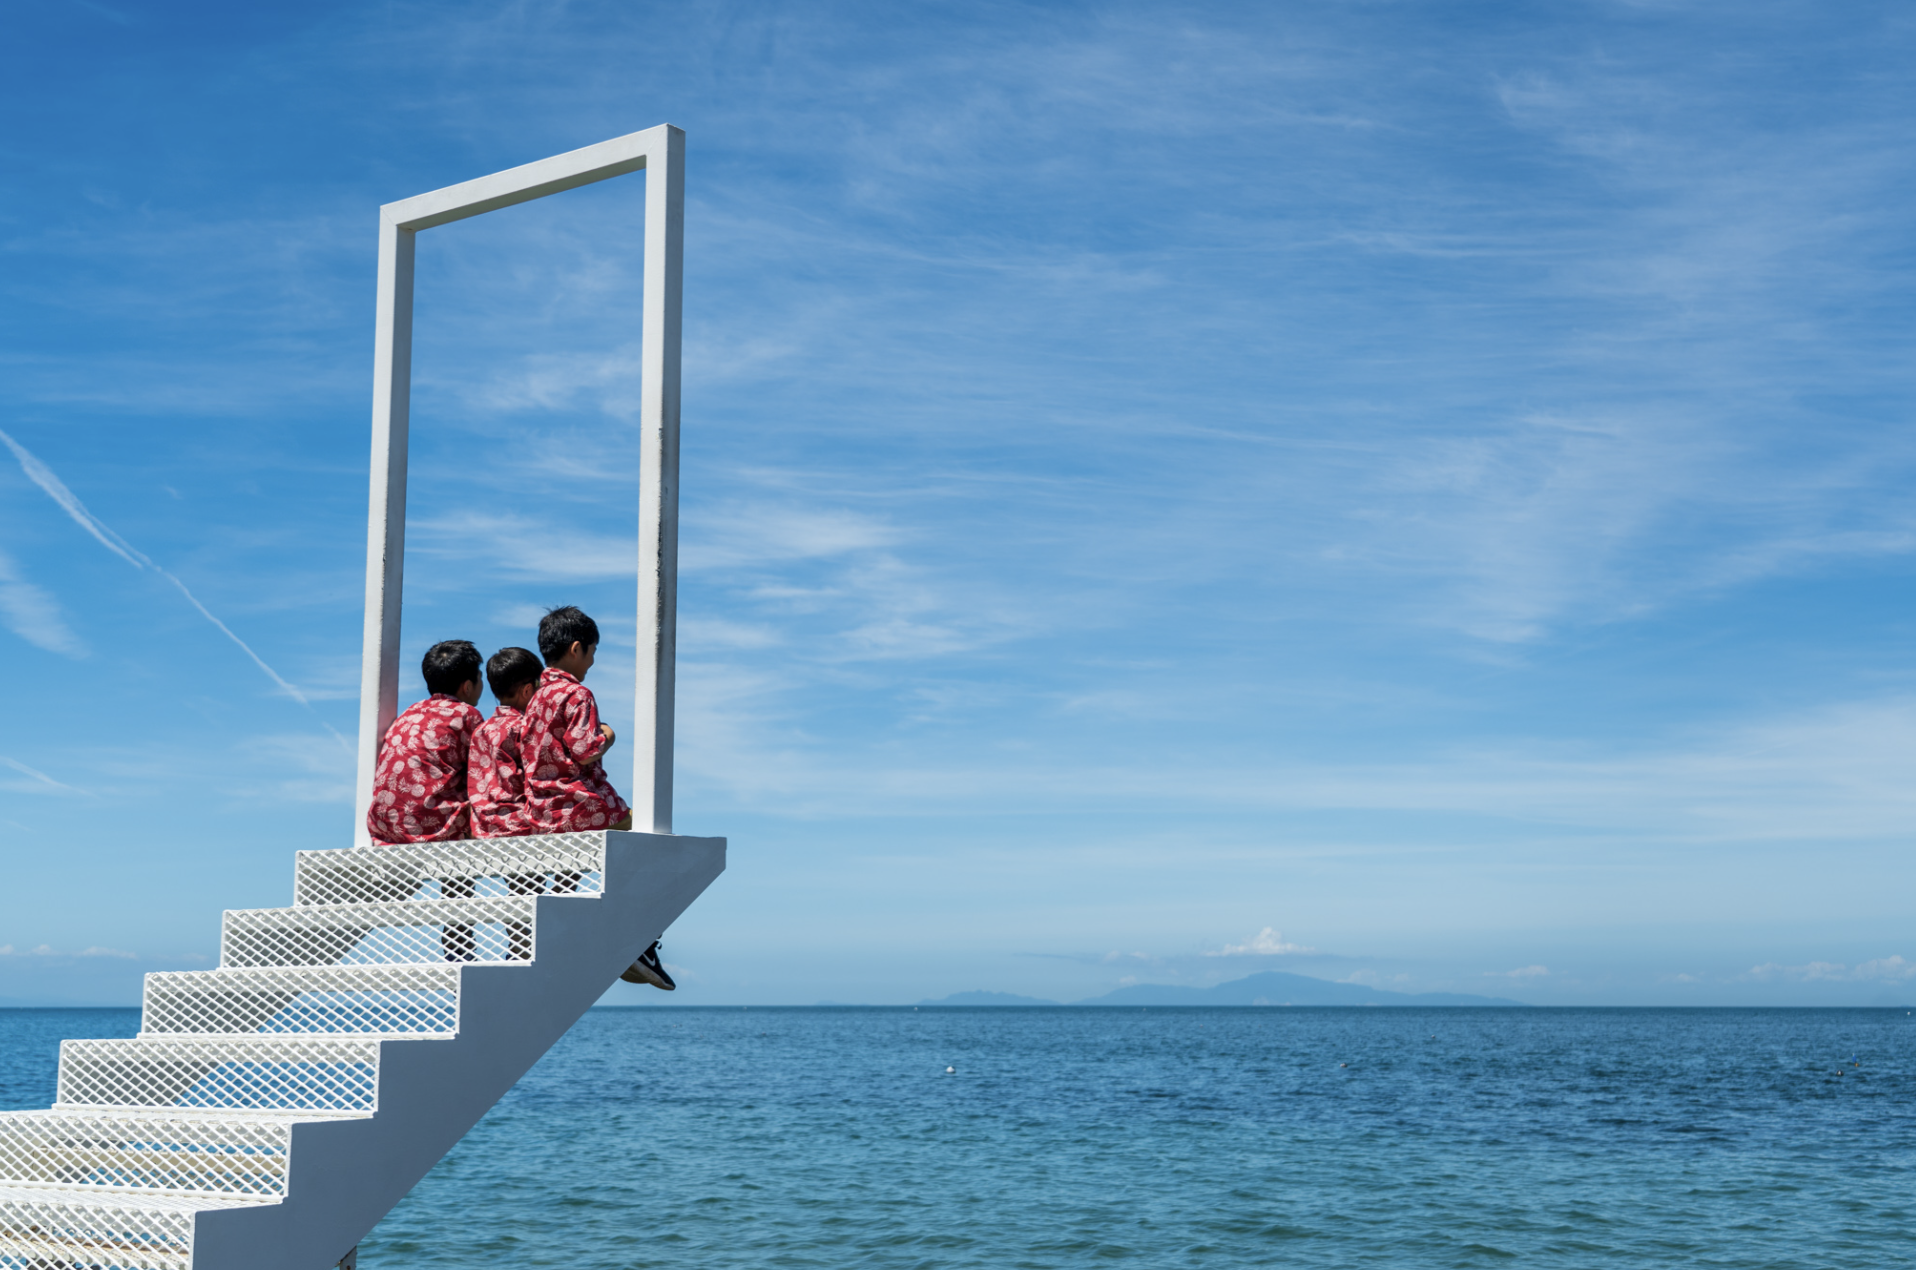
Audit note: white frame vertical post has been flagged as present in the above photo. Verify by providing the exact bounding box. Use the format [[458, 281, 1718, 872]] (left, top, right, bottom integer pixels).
[[353, 125, 685, 846]]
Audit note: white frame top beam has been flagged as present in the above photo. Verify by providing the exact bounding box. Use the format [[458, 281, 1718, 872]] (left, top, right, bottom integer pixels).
[[352, 125, 685, 845]]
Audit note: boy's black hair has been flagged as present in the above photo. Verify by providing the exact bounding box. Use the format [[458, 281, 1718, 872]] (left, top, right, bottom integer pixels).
[[486, 646, 543, 700], [537, 606, 600, 665], [422, 640, 482, 696]]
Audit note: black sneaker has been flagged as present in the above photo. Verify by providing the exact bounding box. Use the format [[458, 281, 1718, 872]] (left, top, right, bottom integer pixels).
[[621, 941, 676, 990]]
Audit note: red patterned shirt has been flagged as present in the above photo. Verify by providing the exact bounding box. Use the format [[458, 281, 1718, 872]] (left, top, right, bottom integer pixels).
[[467, 704, 531, 838], [520, 667, 630, 832], [366, 693, 484, 844]]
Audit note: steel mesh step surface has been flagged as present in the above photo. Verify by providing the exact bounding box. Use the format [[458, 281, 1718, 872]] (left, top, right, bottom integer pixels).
[[0, 1184, 265, 1270], [0, 1110, 311, 1199], [142, 966, 460, 1038], [58, 1038, 382, 1115], [220, 898, 537, 969], [294, 834, 607, 907]]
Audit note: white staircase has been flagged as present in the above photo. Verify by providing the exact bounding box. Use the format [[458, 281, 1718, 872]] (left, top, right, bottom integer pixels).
[[0, 829, 724, 1270]]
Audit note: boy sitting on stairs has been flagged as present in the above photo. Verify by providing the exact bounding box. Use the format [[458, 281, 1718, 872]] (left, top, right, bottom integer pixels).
[[467, 645, 541, 838], [366, 639, 485, 845], [521, 605, 676, 992], [365, 639, 492, 961], [461, 645, 543, 962]]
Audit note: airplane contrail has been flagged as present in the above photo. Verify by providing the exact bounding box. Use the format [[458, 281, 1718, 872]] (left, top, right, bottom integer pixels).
[[0, 430, 147, 568], [0, 427, 348, 744], [0, 754, 82, 793]]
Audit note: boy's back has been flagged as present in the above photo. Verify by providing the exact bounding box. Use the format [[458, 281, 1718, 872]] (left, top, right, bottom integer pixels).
[[468, 646, 542, 838], [367, 640, 485, 845], [521, 666, 630, 832], [519, 606, 631, 834]]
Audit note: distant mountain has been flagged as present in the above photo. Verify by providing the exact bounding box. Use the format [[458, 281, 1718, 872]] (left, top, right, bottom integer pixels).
[[1075, 970, 1522, 1007], [918, 991, 1060, 1006]]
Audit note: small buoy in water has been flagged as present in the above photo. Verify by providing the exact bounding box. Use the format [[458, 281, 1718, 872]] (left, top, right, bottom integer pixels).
[[1339, 1063, 1348, 1068], [946, 1066, 955, 1074]]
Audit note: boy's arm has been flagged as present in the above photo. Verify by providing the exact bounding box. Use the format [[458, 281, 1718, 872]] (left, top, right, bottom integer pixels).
[[577, 724, 615, 767], [561, 693, 611, 768]]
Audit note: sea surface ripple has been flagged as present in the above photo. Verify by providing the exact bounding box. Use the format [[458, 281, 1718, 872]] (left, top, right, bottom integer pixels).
[[3, 1007, 1911, 1267]]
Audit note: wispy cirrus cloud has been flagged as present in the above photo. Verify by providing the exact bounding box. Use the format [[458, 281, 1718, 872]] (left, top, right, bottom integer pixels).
[[0, 755, 84, 795], [679, 691, 1916, 843], [0, 549, 83, 657], [0, 427, 340, 735]]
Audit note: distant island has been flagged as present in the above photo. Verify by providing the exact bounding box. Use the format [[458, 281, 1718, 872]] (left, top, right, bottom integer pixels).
[[918, 969, 1522, 1008]]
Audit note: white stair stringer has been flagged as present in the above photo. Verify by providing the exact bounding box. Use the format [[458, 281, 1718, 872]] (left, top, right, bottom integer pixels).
[[0, 830, 724, 1270]]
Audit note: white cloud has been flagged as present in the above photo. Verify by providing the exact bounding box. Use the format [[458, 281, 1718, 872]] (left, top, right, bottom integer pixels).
[[0, 550, 84, 657], [1211, 927, 1315, 957], [678, 618, 782, 651], [1856, 956, 1916, 981], [679, 692, 1916, 844], [231, 734, 358, 805], [1744, 958, 1915, 983], [0, 755, 84, 795], [681, 504, 902, 572], [410, 510, 633, 582], [1490, 965, 1551, 979], [491, 602, 552, 630]]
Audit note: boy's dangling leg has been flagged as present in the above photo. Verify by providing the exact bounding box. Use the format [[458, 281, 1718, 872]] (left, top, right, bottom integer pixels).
[[600, 811, 667, 987], [621, 940, 675, 990], [441, 874, 476, 961]]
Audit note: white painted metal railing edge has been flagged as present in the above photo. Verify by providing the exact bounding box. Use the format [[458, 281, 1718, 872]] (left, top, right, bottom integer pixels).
[[352, 124, 686, 846]]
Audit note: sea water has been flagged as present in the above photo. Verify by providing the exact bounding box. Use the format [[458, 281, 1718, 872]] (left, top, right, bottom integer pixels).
[[2, 1007, 1911, 1267]]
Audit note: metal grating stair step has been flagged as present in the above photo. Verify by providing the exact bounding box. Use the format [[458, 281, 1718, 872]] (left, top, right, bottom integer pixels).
[[221, 899, 538, 969], [0, 1110, 332, 1199], [142, 966, 461, 1038], [58, 1038, 386, 1115], [294, 834, 608, 907], [0, 1184, 267, 1270]]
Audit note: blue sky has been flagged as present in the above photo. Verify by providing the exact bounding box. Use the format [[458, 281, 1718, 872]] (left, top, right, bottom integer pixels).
[[2, 0, 1911, 1006]]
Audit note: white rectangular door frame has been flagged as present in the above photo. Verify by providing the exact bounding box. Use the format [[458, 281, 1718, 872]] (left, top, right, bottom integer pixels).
[[352, 125, 685, 845]]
